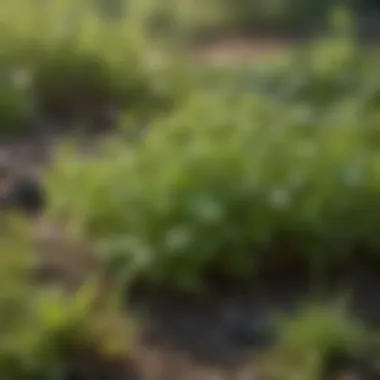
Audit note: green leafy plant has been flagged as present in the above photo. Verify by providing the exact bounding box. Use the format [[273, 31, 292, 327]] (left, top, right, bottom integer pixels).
[[44, 86, 380, 291], [0, 66, 35, 133], [0, 0, 171, 132], [261, 302, 368, 380], [0, 216, 136, 379], [40, 29, 380, 291]]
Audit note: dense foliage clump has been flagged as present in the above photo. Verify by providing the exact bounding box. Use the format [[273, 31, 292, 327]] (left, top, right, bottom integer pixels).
[[0, 0, 178, 134], [263, 302, 369, 380], [46, 66, 380, 289], [0, 217, 135, 379], [3, 1, 380, 379]]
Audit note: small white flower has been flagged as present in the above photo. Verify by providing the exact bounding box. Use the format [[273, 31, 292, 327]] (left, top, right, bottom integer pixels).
[[12, 69, 31, 89], [192, 197, 222, 223], [164, 227, 192, 251], [343, 165, 363, 187], [269, 188, 290, 209]]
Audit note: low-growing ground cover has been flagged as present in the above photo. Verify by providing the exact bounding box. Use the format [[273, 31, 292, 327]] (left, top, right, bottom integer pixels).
[[0, 216, 138, 380], [4, 2, 380, 378], [0, 0, 185, 136], [4, 210, 380, 380], [27, 30, 380, 378], [46, 84, 380, 291]]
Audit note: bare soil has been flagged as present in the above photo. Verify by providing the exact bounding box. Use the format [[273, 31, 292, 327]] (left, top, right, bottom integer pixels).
[[97, 265, 376, 380]]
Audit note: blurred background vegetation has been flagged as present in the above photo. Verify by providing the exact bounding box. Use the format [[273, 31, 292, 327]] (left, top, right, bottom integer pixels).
[[93, 0, 380, 43], [3, 0, 380, 379]]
